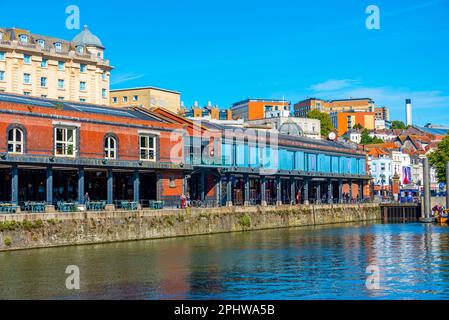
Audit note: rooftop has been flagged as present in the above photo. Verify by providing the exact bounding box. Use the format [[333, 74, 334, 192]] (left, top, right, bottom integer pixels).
[[0, 92, 164, 122], [110, 86, 180, 95]]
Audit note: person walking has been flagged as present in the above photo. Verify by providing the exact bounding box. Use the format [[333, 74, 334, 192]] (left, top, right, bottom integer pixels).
[[84, 192, 90, 205], [180, 193, 187, 209]]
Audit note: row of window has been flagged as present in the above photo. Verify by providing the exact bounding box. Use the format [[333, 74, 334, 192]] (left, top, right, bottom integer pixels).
[[8, 33, 86, 54], [112, 95, 139, 104], [3, 72, 107, 98], [0, 52, 107, 79], [6, 127, 157, 161]]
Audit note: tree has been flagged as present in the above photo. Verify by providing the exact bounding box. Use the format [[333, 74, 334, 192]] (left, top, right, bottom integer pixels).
[[391, 120, 407, 130], [428, 135, 449, 182], [353, 123, 363, 130], [307, 109, 335, 137], [360, 129, 384, 145]]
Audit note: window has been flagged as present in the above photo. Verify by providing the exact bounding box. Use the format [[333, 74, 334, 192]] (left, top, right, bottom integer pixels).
[[58, 79, 65, 89], [40, 77, 47, 88], [80, 64, 87, 72], [0, 51, 5, 61], [8, 128, 24, 154], [80, 98, 86, 102], [102, 72, 106, 81], [133, 95, 138, 102], [104, 136, 117, 159], [76, 46, 84, 54], [55, 127, 76, 157], [140, 135, 156, 161], [37, 39, 45, 48], [102, 89, 107, 98], [58, 61, 65, 71], [58, 97, 64, 100], [23, 73, 31, 84], [80, 82, 86, 91], [19, 34, 28, 43], [54, 42, 62, 52], [23, 54, 31, 64], [123, 96, 128, 103], [112, 97, 117, 104], [41, 95, 47, 98], [41, 58, 48, 68], [0, 71, 4, 81], [23, 92, 31, 96]]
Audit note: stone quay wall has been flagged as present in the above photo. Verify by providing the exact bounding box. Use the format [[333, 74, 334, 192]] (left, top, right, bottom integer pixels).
[[0, 204, 381, 251]]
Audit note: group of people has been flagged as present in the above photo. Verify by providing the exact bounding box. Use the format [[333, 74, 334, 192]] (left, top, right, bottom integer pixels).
[[180, 193, 191, 209], [432, 204, 449, 218]]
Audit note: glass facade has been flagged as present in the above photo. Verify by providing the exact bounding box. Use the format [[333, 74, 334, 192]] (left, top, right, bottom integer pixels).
[[185, 139, 366, 175]]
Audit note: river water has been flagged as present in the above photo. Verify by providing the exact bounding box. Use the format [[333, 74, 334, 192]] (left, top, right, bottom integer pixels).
[[1, 222, 449, 300]]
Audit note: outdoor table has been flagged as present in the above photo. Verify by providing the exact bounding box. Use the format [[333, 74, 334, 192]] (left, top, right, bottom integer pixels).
[[30, 202, 46, 213], [59, 202, 76, 213], [0, 203, 18, 214]]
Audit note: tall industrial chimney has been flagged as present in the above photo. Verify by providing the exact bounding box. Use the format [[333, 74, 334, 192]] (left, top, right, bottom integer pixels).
[[406, 99, 412, 127]]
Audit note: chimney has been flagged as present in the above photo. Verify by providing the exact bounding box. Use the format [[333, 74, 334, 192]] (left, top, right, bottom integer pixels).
[[406, 99, 412, 127], [194, 101, 199, 108]]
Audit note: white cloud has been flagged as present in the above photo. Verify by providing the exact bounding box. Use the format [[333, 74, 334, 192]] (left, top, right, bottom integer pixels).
[[110, 73, 145, 86], [309, 79, 359, 92]]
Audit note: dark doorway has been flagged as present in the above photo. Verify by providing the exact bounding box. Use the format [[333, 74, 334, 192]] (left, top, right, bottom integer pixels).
[[0, 168, 11, 202], [18, 169, 46, 202], [54, 169, 78, 203], [140, 172, 157, 201], [85, 170, 107, 201]]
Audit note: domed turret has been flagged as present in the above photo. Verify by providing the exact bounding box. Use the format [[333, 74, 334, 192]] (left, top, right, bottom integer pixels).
[[72, 25, 104, 49]]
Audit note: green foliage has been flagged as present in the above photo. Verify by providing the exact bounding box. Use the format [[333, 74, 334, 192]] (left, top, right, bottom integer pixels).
[[353, 123, 363, 130], [0, 220, 44, 232], [307, 109, 335, 137], [3, 236, 12, 247], [0, 221, 20, 231], [360, 129, 384, 145], [428, 136, 449, 182], [391, 120, 407, 130], [238, 214, 251, 230]]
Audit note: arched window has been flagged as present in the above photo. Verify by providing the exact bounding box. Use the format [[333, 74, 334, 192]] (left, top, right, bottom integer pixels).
[[104, 136, 117, 159], [8, 128, 24, 154], [76, 45, 84, 54]]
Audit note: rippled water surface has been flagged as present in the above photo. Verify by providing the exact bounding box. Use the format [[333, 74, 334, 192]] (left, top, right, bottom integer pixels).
[[1, 223, 449, 300]]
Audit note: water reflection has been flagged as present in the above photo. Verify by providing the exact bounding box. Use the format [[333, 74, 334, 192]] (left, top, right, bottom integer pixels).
[[1, 223, 449, 300]]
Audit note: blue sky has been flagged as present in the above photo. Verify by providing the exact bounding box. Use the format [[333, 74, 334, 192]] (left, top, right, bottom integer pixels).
[[1, 0, 449, 125]]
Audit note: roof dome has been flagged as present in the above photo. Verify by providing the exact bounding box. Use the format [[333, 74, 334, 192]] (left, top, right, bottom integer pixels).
[[279, 121, 304, 137], [72, 25, 104, 48]]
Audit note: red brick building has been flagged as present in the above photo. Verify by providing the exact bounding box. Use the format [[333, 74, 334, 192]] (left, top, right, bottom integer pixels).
[[0, 93, 189, 208]]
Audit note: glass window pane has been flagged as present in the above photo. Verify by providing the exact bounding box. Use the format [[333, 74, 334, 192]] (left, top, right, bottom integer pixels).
[[8, 143, 13, 152], [16, 129, 22, 141], [56, 128, 63, 141], [140, 136, 147, 148], [8, 129, 14, 141], [148, 137, 154, 148], [67, 129, 74, 142]]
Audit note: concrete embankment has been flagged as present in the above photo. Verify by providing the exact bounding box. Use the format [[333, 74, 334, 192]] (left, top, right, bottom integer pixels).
[[0, 204, 381, 252]]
